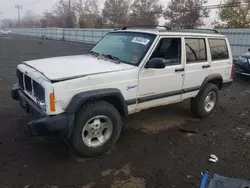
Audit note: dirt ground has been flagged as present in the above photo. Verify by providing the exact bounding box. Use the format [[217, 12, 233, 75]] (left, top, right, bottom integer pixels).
[[0, 35, 250, 188]]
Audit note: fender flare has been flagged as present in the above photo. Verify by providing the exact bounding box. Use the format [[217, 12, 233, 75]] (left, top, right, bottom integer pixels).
[[200, 74, 223, 92], [65, 88, 128, 116]]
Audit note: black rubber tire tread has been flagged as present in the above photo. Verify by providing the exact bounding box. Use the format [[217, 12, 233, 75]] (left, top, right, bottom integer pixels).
[[70, 100, 122, 157], [190, 83, 219, 118]]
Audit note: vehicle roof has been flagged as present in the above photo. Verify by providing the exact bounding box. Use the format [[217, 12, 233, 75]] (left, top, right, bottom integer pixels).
[[112, 29, 226, 38]]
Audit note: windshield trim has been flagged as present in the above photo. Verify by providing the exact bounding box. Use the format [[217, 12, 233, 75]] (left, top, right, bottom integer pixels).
[[90, 31, 157, 66]]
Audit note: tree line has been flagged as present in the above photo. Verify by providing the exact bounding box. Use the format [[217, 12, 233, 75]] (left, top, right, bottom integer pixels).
[[1, 0, 250, 29]]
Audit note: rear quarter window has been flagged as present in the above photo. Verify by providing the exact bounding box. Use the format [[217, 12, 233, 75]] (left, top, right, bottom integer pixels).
[[208, 39, 229, 61]]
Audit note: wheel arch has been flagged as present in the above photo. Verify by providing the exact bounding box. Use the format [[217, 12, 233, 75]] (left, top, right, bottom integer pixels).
[[200, 74, 223, 92], [66, 88, 129, 117]]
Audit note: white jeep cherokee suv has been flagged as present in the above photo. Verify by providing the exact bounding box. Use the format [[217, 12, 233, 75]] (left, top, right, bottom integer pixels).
[[12, 27, 233, 157]]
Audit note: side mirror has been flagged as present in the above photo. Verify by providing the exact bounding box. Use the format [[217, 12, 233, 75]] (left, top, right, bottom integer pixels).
[[145, 58, 166, 69]]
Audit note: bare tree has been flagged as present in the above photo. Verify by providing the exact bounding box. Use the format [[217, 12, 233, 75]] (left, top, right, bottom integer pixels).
[[102, 0, 130, 27], [164, 0, 209, 29], [21, 10, 41, 27], [53, 0, 77, 28], [40, 11, 58, 28], [215, 0, 250, 28], [129, 0, 163, 25], [1, 19, 15, 28], [77, 0, 102, 28], [84, 0, 99, 15]]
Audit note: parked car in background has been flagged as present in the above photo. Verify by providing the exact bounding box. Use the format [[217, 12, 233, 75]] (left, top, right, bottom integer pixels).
[[235, 49, 250, 76], [0, 29, 11, 35]]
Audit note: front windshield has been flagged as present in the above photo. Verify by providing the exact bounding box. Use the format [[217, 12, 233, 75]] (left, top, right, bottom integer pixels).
[[91, 32, 156, 66]]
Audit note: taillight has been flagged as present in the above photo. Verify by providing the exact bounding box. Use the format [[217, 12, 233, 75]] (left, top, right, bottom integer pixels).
[[231, 63, 235, 79]]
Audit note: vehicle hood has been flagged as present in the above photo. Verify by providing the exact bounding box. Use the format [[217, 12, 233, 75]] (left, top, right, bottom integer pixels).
[[23, 55, 135, 81], [241, 53, 250, 58]]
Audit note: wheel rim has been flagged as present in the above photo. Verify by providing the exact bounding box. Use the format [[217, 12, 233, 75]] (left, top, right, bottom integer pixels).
[[204, 91, 217, 112], [82, 115, 113, 148]]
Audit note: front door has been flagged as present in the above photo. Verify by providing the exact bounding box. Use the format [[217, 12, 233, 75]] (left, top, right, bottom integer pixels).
[[137, 37, 185, 111]]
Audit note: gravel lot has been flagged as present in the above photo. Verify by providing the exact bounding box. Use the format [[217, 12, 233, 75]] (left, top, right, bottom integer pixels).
[[0, 35, 250, 188]]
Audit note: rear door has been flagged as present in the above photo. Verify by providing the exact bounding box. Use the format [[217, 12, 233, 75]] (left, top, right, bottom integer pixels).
[[181, 37, 211, 99]]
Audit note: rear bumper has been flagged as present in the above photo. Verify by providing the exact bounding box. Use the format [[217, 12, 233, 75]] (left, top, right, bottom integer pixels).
[[11, 85, 73, 137]]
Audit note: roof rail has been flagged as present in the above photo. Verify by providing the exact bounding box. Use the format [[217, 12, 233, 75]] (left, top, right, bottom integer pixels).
[[174, 28, 219, 34], [121, 25, 172, 31]]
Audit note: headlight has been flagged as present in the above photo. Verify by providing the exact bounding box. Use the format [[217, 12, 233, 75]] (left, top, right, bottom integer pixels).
[[248, 59, 250, 64], [239, 56, 248, 63], [36, 99, 46, 111]]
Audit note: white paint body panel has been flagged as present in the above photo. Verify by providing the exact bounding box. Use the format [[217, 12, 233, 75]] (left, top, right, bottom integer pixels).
[[53, 68, 139, 114], [137, 66, 184, 110], [24, 55, 135, 81], [183, 62, 210, 88]]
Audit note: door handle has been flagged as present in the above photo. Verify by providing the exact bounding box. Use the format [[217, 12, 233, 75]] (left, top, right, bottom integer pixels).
[[202, 65, 210, 69], [175, 68, 184, 72]]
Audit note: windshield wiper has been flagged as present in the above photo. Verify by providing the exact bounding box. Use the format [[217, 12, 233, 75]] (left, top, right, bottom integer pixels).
[[102, 54, 121, 64], [89, 50, 99, 56]]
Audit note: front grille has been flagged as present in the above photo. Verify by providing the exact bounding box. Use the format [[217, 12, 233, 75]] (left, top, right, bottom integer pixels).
[[16, 69, 45, 103], [24, 75, 32, 93], [236, 60, 250, 70], [17, 69, 24, 90], [235, 61, 250, 73], [247, 59, 250, 68]]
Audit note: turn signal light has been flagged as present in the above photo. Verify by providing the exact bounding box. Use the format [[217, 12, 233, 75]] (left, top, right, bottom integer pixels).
[[231, 63, 235, 79], [50, 93, 56, 112]]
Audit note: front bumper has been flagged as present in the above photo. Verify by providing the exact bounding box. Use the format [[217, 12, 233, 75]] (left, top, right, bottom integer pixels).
[[235, 61, 250, 76], [12, 85, 73, 137], [235, 70, 250, 76]]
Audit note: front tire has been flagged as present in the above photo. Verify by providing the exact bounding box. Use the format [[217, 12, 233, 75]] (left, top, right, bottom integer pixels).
[[191, 83, 219, 118], [70, 100, 122, 157]]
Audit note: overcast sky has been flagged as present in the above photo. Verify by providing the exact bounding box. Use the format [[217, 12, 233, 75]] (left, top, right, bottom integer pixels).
[[0, 0, 220, 26]]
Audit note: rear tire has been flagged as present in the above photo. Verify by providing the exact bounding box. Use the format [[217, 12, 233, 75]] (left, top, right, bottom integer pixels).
[[70, 100, 122, 157], [190, 83, 219, 118]]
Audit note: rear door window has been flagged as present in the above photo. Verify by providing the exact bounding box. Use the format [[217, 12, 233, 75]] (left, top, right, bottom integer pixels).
[[185, 38, 207, 63], [208, 39, 229, 61]]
